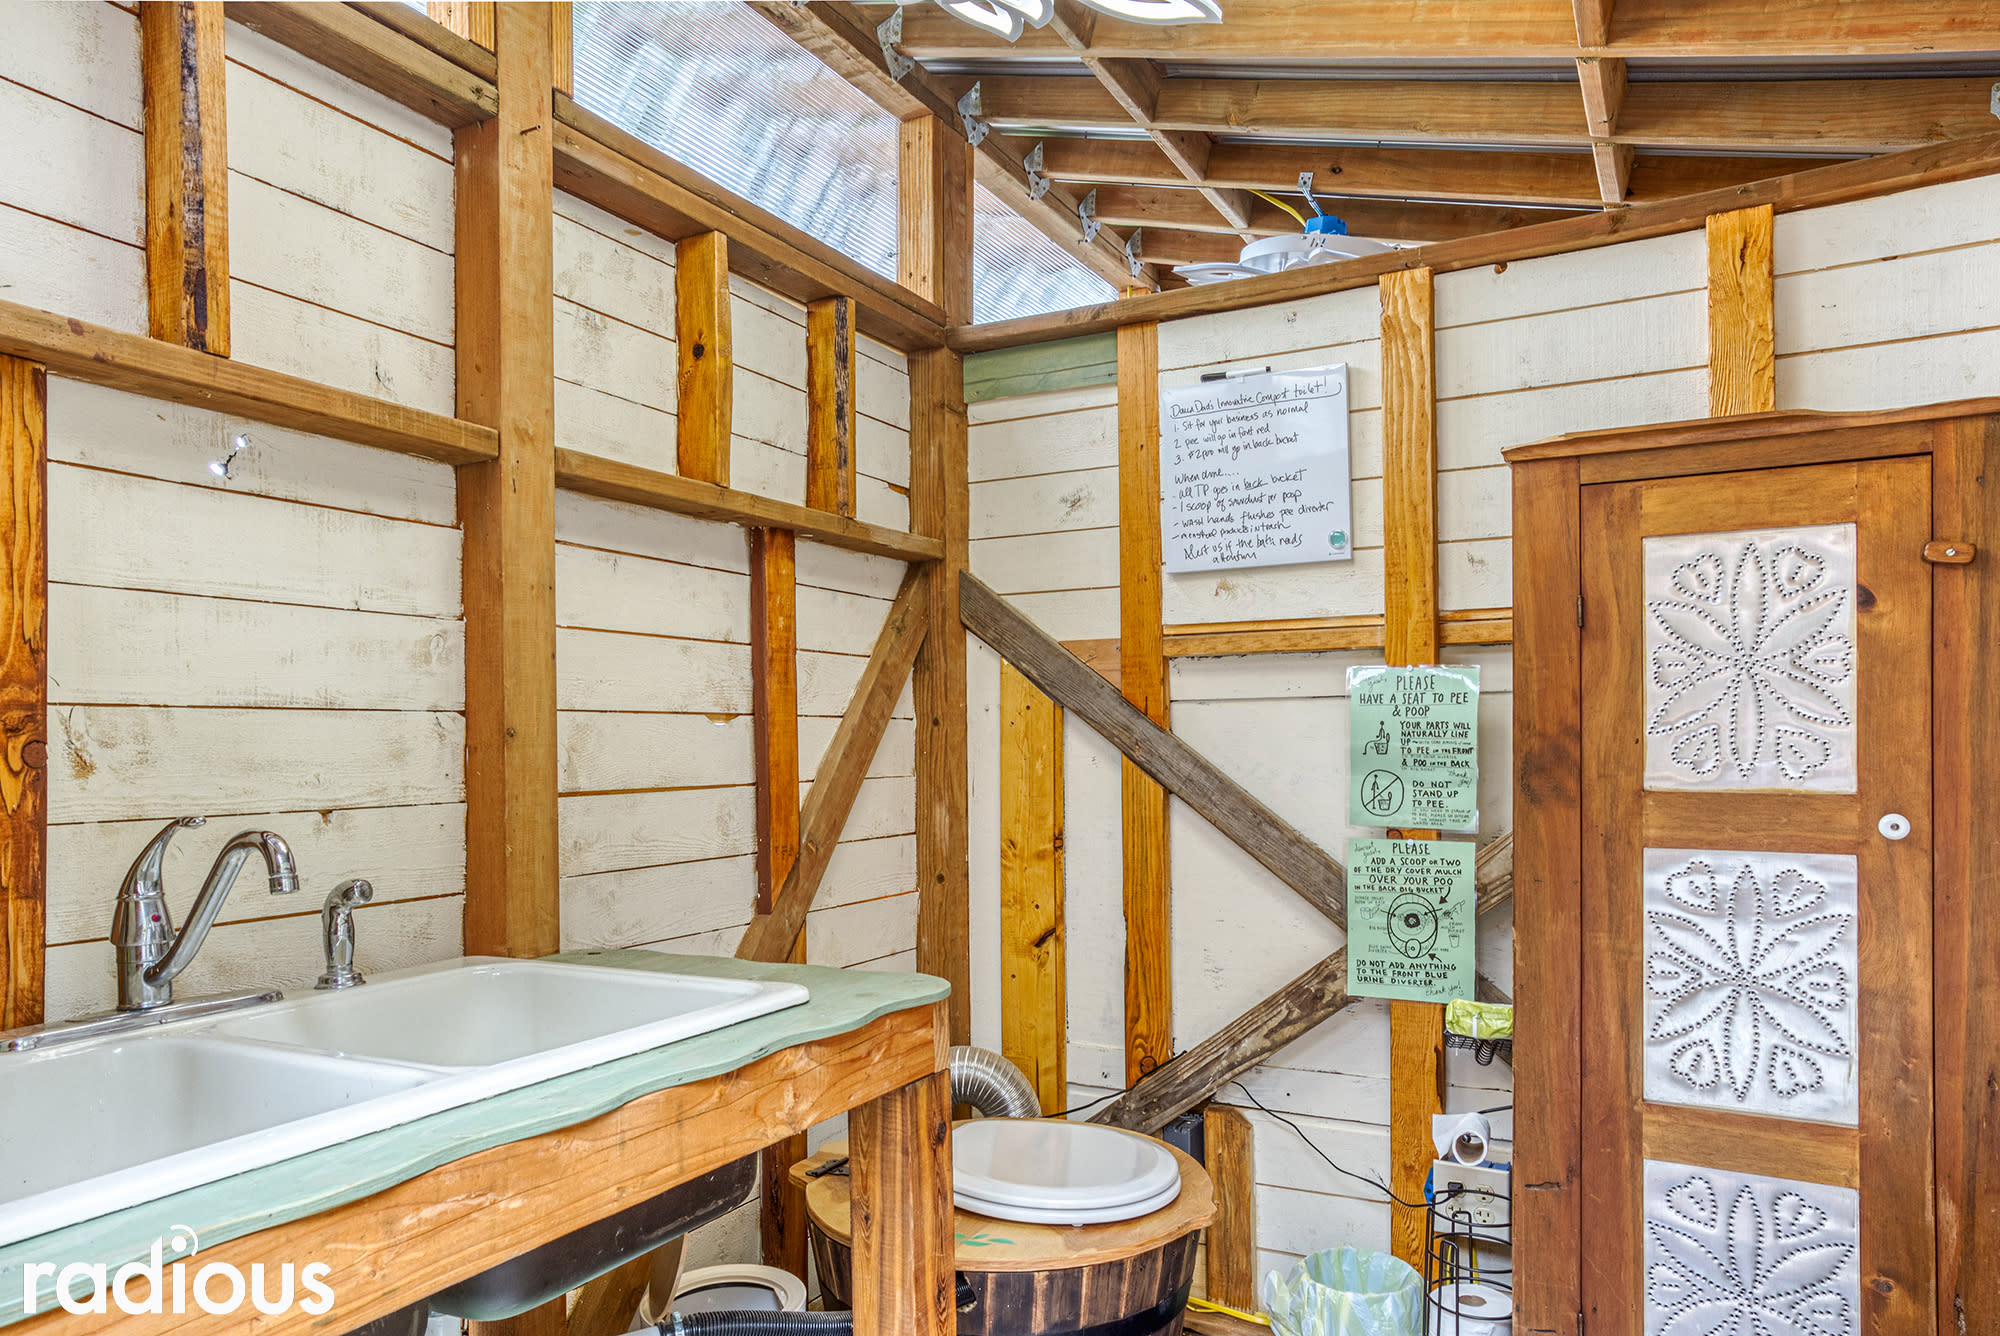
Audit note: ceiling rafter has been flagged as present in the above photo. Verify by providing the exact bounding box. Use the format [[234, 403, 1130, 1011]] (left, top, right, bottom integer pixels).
[[743, 1, 1158, 292], [1573, 0, 1627, 202], [1031, 138, 1840, 212], [1040, 0, 1254, 237], [967, 73, 2000, 156], [868, 1, 2000, 62], [1094, 188, 1589, 242]]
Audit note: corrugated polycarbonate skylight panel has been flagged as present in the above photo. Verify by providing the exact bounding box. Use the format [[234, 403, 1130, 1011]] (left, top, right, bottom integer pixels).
[[569, 2, 1115, 323], [972, 181, 1115, 323], [573, 1, 901, 277]]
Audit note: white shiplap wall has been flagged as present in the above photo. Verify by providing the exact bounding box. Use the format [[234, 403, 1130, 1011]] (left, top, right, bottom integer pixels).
[[967, 170, 2000, 1282], [0, 2, 144, 333], [225, 22, 457, 414], [42, 380, 467, 1020]]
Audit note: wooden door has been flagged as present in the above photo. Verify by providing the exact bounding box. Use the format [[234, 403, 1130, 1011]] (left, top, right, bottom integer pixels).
[[1578, 458, 1934, 1334]]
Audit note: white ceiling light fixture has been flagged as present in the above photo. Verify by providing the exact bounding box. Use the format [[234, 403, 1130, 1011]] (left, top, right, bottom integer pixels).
[[920, 0, 1221, 41], [936, 0, 1052, 43]]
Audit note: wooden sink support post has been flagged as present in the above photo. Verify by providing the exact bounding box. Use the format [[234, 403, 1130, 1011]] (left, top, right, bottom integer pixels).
[[851, 1068, 957, 1336]]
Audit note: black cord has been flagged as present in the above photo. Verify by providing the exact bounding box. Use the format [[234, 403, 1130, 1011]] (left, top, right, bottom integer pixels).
[[1043, 1087, 1125, 1119], [1224, 1081, 1432, 1211]]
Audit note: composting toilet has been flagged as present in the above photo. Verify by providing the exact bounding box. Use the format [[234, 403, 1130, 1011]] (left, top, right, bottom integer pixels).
[[949, 1118, 1183, 1224]]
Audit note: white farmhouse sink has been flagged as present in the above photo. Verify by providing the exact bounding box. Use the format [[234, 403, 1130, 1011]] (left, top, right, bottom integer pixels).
[[0, 1037, 433, 1242], [208, 959, 795, 1070], [0, 958, 807, 1247]]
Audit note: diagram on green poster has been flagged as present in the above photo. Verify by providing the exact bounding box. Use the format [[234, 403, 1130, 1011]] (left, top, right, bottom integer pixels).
[[1345, 837, 1477, 1004], [1346, 664, 1480, 830]]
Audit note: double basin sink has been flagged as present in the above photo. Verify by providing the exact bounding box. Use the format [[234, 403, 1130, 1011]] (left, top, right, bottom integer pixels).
[[0, 959, 808, 1248]]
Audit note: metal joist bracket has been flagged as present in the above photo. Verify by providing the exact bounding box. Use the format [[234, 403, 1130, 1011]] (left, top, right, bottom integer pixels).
[[957, 81, 989, 147], [1297, 171, 1326, 219], [1125, 229, 1144, 278], [1079, 188, 1100, 243], [876, 8, 914, 82], [1024, 141, 1051, 202]]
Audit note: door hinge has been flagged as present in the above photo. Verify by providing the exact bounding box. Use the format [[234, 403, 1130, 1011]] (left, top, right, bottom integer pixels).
[[1578, 1313, 1586, 1336], [1924, 539, 1977, 564], [1576, 595, 1585, 628]]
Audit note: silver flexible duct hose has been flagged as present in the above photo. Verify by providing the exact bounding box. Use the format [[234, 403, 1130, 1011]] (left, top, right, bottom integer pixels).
[[948, 1045, 1042, 1119]]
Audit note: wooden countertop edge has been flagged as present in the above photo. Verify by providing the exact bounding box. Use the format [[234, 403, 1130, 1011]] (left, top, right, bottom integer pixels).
[[10, 1000, 949, 1336]]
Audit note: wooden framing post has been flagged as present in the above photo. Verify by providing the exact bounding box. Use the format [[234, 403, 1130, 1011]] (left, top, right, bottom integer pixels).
[[1118, 321, 1172, 1085], [1380, 266, 1444, 1270], [454, 3, 559, 964], [849, 1062, 956, 1336], [751, 527, 808, 1276], [0, 359, 47, 1031], [807, 296, 858, 516], [999, 661, 1066, 1113], [903, 115, 974, 1043], [141, 0, 229, 356], [1706, 204, 1776, 415], [1203, 1103, 1258, 1312], [677, 231, 734, 486]]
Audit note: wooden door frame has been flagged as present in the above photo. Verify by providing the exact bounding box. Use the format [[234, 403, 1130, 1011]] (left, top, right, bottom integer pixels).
[[1507, 400, 2000, 1336]]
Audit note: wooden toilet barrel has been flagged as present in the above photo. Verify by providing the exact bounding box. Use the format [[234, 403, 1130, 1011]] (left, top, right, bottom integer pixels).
[[791, 1128, 1216, 1336]]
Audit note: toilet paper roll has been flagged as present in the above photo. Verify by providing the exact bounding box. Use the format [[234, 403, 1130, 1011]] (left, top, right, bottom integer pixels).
[[1437, 1280, 1512, 1336], [1431, 1112, 1492, 1166]]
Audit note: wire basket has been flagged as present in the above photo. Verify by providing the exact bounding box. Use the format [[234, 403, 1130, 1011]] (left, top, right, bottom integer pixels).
[[1423, 1174, 1512, 1336]]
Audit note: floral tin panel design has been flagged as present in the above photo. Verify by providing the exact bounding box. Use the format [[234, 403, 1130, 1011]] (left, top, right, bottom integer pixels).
[[1642, 524, 1857, 792], [1643, 848, 1858, 1125], [1644, 1159, 1859, 1336]]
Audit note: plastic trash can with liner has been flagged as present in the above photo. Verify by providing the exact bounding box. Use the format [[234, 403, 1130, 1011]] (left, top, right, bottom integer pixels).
[[1264, 1246, 1425, 1336]]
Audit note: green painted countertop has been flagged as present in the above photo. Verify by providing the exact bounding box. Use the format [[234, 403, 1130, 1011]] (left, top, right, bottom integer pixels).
[[0, 951, 948, 1325]]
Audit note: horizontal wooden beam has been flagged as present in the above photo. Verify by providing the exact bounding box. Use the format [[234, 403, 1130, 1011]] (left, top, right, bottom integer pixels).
[[1165, 608, 1514, 658], [553, 96, 948, 351], [1036, 137, 1840, 212], [1093, 186, 1587, 243], [888, 1, 2000, 61], [961, 572, 1346, 925], [0, 298, 497, 464], [1091, 835, 1514, 1134], [555, 449, 942, 562], [737, 571, 929, 963], [225, 1, 496, 125], [975, 73, 1998, 155], [742, 1, 1156, 291], [950, 130, 2000, 352]]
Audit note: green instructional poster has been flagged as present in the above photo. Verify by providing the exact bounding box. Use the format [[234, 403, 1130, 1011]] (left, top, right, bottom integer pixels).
[[1347, 664, 1481, 831], [1345, 837, 1477, 1004]]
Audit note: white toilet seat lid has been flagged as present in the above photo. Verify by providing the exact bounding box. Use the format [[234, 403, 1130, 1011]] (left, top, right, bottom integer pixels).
[[951, 1120, 1180, 1212], [954, 1178, 1181, 1226]]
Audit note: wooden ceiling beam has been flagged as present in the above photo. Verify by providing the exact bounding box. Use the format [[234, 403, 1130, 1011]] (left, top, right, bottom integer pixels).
[[1572, 0, 1614, 48], [1091, 186, 1587, 241], [1043, 0, 1252, 236], [1576, 55, 1630, 203], [1033, 137, 1839, 211], [876, 0, 2000, 60], [973, 73, 1999, 155], [744, 2, 1157, 290]]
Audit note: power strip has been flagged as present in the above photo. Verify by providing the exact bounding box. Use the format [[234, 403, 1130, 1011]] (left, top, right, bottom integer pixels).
[[1430, 1161, 1510, 1229]]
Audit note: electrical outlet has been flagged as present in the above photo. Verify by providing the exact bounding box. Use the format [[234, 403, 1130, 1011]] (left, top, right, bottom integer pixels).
[[1431, 1161, 1510, 1229]]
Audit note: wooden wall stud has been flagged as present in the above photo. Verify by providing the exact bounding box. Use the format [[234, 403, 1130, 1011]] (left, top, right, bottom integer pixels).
[[807, 296, 859, 517], [1380, 265, 1445, 1270], [1118, 320, 1172, 1086], [1000, 661, 1066, 1113], [903, 113, 975, 1043], [141, 0, 230, 356], [1706, 204, 1777, 415], [676, 230, 734, 487], [454, 3, 560, 963], [0, 359, 47, 1031]]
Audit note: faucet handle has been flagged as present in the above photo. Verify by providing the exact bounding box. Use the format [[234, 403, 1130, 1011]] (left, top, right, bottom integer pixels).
[[120, 816, 207, 898]]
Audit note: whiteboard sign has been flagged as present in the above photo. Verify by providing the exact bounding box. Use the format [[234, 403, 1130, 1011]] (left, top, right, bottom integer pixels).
[[1161, 365, 1351, 574]]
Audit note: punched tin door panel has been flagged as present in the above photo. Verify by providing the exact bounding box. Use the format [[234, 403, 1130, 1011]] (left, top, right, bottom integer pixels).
[[1577, 458, 1935, 1335]]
